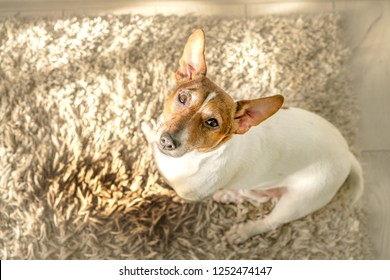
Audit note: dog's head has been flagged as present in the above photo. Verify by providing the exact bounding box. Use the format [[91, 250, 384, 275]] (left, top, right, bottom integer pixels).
[[157, 29, 284, 157]]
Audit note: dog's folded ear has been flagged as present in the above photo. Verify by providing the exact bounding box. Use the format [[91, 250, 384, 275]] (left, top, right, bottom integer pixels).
[[175, 29, 207, 84], [234, 95, 284, 134]]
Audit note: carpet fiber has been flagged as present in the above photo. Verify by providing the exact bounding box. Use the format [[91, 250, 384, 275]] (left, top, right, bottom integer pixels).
[[0, 13, 373, 259]]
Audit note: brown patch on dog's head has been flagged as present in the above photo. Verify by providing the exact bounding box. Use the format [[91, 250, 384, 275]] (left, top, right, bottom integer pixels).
[[158, 77, 236, 157], [156, 29, 284, 157]]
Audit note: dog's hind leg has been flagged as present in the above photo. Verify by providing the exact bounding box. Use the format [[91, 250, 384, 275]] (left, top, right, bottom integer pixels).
[[224, 163, 349, 244], [213, 188, 286, 205], [224, 189, 310, 244]]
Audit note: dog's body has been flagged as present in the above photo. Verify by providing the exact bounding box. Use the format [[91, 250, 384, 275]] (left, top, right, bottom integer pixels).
[[142, 29, 363, 244]]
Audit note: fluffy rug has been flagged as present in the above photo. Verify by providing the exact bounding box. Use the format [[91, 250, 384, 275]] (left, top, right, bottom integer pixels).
[[0, 13, 373, 259]]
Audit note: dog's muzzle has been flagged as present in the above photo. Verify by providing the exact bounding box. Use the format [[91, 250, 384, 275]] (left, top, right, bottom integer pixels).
[[159, 132, 179, 151]]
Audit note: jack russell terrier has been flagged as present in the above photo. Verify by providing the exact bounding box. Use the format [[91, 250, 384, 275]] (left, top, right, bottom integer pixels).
[[142, 29, 364, 244]]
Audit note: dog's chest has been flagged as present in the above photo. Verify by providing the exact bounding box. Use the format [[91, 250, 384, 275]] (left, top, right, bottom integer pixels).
[[152, 144, 229, 200]]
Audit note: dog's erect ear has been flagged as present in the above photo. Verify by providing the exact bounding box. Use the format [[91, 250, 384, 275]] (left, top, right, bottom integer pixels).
[[175, 29, 207, 84], [234, 95, 284, 134]]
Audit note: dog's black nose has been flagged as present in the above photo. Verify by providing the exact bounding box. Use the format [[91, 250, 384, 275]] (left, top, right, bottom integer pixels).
[[160, 132, 178, 151]]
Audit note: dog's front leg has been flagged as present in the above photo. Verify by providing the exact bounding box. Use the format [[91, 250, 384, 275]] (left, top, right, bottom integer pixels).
[[213, 189, 246, 204], [141, 119, 159, 143]]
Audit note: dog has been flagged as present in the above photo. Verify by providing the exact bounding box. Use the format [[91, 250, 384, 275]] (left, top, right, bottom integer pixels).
[[142, 29, 364, 244]]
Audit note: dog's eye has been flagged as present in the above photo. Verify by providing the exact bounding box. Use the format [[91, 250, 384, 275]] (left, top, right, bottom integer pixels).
[[178, 93, 188, 105], [205, 118, 219, 128]]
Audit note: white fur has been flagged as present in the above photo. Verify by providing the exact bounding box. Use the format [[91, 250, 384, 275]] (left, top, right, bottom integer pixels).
[[142, 107, 363, 244], [199, 92, 217, 111]]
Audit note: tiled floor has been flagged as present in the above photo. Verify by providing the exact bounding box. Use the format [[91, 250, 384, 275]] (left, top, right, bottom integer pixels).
[[338, 1, 390, 260], [1, 0, 389, 259]]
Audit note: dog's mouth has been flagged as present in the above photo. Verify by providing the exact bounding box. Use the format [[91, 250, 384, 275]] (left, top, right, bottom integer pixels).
[[154, 130, 190, 158], [156, 142, 188, 158]]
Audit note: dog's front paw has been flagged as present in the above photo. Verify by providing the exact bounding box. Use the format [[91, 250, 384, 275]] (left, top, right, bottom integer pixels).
[[141, 121, 155, 143], [213, 190, 244, 204], [224, 223, 253, 244]]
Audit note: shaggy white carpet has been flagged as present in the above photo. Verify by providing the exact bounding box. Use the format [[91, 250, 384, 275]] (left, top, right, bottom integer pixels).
[[0, 13, 373, 259]]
